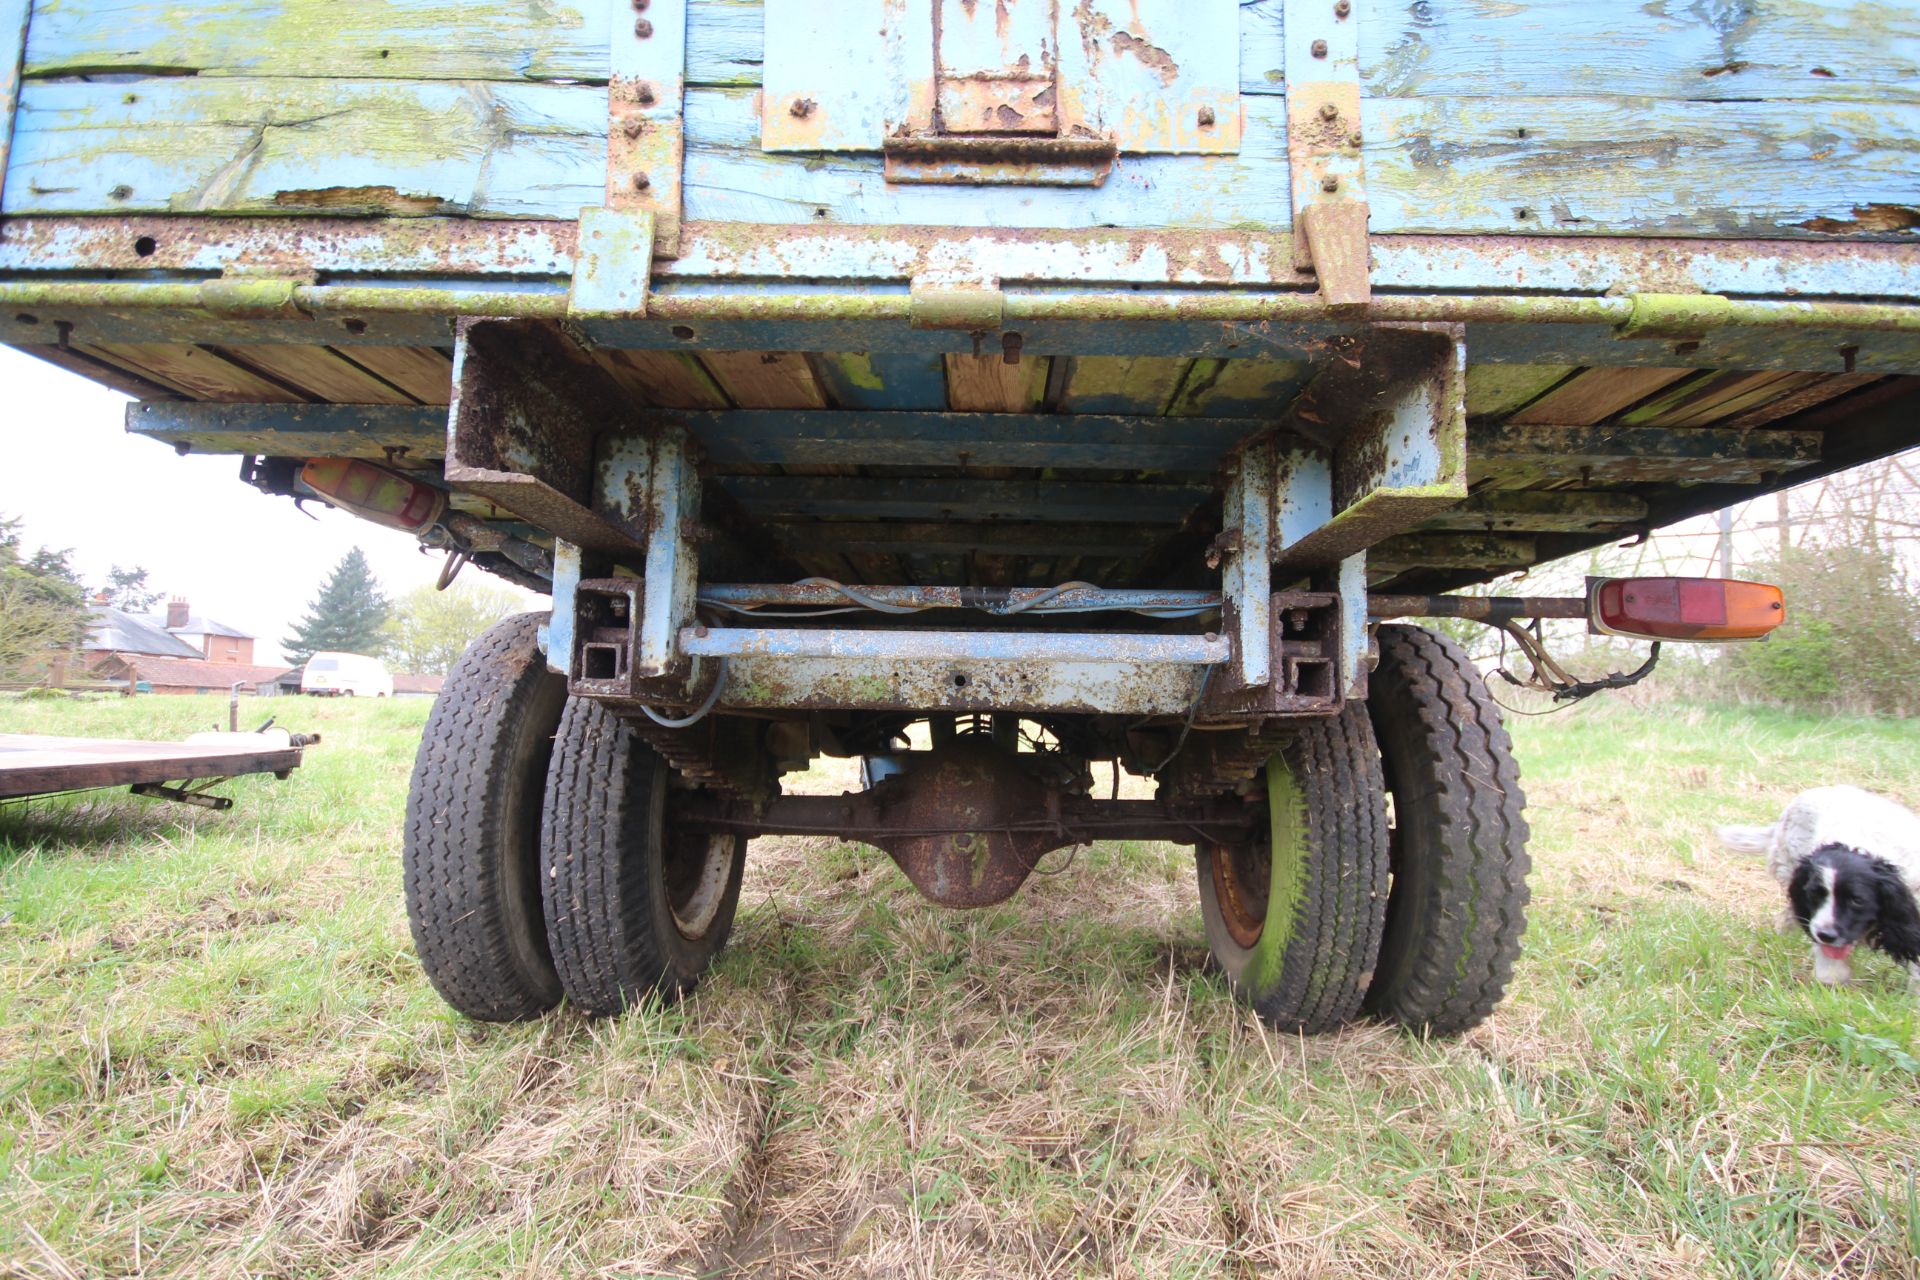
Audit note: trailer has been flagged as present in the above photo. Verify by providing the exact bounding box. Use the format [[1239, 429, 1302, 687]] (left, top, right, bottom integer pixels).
[[0, 732, 306, 807], [2, 0, 1916, 1033]]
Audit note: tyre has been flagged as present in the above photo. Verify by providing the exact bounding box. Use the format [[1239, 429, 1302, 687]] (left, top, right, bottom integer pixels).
[[1364, 624, 1531, 1036], [1195, 703, 1388, 1033], [402, 613, 568, 1021], [541, 698, 747, 1016]]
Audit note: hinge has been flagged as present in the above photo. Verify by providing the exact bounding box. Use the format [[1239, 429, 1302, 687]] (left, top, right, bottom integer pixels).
[[1613, 293, 1733, 341], [909, 278, 1006, 332]]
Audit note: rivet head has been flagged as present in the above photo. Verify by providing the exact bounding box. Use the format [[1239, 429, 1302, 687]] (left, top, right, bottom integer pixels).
[[1335, 0, 1351, 16], [634, 17, 652, 36], [631, 172, 652, 191], [622, 119, 644, 139], [632, 0, 648, 8], [636, 83, 656, 105], [1321, 175, 1340, 192], [1197, 105, 1216, 126], [1348, 129, 1364, 147], [1318, 102, 1339, 121], [789, 97, 815, 118], [1311, 38, 1328, 57]]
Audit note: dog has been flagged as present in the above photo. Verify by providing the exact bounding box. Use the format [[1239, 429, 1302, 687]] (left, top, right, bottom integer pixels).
[[1719, 786, 1920, 989]]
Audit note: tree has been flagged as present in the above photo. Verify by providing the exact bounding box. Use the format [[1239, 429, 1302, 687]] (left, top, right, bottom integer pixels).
[[100, 565, 163, 613], [283, 548, 390, 668], [0, 514, 89, 681], [381, 580, 527, 676]]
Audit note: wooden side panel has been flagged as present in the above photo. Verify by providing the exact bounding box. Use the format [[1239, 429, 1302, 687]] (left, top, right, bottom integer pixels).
[[218, 346, 418, 404], [811, 352, 949, 410], [1362, 1, 1920, 103], [0, 0, 26, 209], [23, 0, 613, 82], [1058, 357, 1189, 414], [700, 351, 825, 409], [945, 355, 1049, 413], [594, 349, 729, 408], [1166, 358, 1308, 417], [5, 79, 603, 218], [1464, 365, 1576, 419], [1505, 367, 1694, 426], [83, 343, 307, 401], [338, 346, 454, 404], [1366, 97, 1920, 238]]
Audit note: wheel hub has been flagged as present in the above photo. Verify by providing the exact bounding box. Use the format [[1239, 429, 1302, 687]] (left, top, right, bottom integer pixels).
[[1210, 836, 1270, 949]]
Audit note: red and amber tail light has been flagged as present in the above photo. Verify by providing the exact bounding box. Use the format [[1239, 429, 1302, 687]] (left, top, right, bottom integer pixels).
[[1590, 577, 1785, 642], [300, 458, 447, 534]]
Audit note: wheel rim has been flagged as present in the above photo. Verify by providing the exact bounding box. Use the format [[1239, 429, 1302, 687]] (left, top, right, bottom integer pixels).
[[1210, 836, 1270, 949], [666, 832, 734, 938]]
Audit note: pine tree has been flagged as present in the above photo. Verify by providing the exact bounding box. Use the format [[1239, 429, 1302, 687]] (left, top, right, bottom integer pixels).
[[283, 548, 390, 668]]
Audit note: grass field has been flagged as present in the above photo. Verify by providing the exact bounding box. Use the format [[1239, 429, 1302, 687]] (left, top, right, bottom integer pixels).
[[1, 693, 1918, 1278]]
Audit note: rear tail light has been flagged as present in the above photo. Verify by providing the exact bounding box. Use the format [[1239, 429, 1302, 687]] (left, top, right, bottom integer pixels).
[[300, 458, 447, 533], [1590, 577, 1784, 642]]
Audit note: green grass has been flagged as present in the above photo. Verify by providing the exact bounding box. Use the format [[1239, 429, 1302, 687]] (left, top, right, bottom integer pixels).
[[1, 694, 1917, 1277]]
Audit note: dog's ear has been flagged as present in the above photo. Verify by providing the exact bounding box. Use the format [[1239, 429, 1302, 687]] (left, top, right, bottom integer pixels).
[[1868, 861, 1920, 965], [1787, 860, 1819, 927]]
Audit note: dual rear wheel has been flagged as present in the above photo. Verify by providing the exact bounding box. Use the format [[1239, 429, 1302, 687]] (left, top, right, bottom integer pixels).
[[1196, 624, 1531, 1036], [402, 614, 744, 1022], [404, 616, 1530, 1036]]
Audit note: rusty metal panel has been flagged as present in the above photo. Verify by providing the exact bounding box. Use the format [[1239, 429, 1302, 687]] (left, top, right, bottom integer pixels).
[[1285, 0, 1369, 305], [609, 0, 684, 255]]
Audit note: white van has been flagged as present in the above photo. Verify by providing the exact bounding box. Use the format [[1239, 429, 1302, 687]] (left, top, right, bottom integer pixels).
[[301, 652, 394, 698]]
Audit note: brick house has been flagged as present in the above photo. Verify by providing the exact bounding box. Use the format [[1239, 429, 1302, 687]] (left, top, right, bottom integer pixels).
[[81, 601, 288, 695]]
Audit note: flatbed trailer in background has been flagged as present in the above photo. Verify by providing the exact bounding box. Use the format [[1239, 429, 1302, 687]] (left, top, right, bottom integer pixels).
[[0, 733, 306, 807], [2, 0, 1916, 1037]]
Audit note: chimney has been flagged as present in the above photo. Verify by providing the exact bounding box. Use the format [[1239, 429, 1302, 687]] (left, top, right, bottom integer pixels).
[[167, 597, 189, 629]]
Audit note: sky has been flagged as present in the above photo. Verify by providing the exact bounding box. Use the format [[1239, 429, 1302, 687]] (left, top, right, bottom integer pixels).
[[0, 347, 531, 666]]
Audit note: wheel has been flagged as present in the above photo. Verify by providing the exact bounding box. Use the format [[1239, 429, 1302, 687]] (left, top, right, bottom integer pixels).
[[1364, 624, 1531, 1036], [402, 613, 567, 1021], [1195, 703, 1388, 1033], [540, 697, 747, 1016]]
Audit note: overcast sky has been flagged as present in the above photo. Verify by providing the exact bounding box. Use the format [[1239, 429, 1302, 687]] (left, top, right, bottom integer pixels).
[[0, 347, 530, 666]]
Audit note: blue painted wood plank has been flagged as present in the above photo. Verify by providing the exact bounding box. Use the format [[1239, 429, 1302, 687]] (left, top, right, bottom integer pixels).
[[809, 352, 950, 410], [1361, 0, 1920, 104], [1365, 95, 1920, 238], [129, 402, 446, 456], [4, 78, 604, 218], [23, 0, 614, 83], [718, 475, 1214, 522], [0, 0, 26, 211]]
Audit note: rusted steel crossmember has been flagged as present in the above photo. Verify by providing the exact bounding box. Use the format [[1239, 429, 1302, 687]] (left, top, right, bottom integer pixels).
[[1367, 595, 1589, 622], [672, 793, 1258, 845]]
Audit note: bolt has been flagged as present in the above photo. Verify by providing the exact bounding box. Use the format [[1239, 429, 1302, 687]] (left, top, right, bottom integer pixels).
[[789, 97, 815, 118], [1348, 129, 1364, 147], [1311, 38, 1328, 57], [631, 172, 651, 190], [632, 0, 648, 7], [1001, 331, 1024, 366], [636, 83, 656, 105], [1197, 105, 1216, 127], [622, 118, 644, 139], [1321, 175, 1339, 192], [1335, 0, 1350, 15], [1319, 102, 1339, 121], [634, 17, 652, 36], [1204, 632, 1219, 644], [694, 625, 709, 638]]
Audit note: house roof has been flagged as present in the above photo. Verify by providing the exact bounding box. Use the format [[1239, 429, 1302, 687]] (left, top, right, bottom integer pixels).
[[86, 606, 203, 659], [94, 654, 292, 691], [164, 615, 252, 639]]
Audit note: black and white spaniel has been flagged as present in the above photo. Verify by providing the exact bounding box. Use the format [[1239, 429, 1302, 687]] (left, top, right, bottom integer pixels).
[[1720, 786, 1920, 990]]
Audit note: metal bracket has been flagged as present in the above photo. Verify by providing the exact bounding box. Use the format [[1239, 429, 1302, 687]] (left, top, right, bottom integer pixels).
[[1285, 0, 1370, 306], [445, 319, 647, 559], [607, 0, 684, 257], [596, 426, 700, 679], [131, 780, 234, 810], [569, 207, 655, 326]]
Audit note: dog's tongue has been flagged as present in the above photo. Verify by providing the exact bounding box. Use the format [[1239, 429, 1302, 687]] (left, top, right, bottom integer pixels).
[[1819, 942, 1854, 960]]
